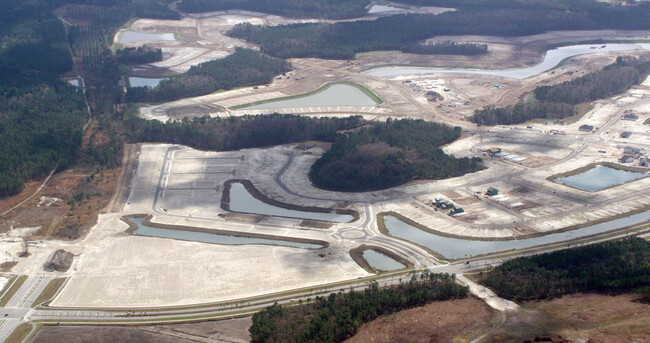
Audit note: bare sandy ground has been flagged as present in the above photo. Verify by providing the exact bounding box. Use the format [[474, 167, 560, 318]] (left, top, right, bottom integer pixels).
[[50, 213, 368, 308], [345, 297, 495, 343]]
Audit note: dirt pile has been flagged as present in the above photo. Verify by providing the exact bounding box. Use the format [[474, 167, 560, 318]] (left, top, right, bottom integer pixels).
[[43, 249, 73, 272]]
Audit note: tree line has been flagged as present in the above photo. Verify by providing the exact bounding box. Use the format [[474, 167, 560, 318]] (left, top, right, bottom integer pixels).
[[401, 41, 488, 56], [226, 1, 650, 59], [470, 57, 650, 125], [309, 118, 483, 192], [250, 271, 467, 343], [125, 48, 291, 103], [178, 0, 370, 19], [125, 114, 364, 151], [116, 46, 163, 65], [481, 238, 650, 302]]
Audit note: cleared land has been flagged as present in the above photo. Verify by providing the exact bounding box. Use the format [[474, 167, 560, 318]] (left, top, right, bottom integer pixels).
[[345, 297, 496, 343]]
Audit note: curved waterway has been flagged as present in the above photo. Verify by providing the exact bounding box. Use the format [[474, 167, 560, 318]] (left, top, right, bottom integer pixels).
[[382, 211, 650, 259], [362, 250, 405, 271], [228, 182, 354, 223], [364, 43, 650, 79], [239, 83, 379, 109], [119, 31, 175, 44], [128, 217, 323, 249]]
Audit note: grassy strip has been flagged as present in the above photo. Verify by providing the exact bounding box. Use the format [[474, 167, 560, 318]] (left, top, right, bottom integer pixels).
[[229, 81, 382, 109], [355, 50, 400, 58], [4, 323, 32, 343], [32, 278, 68, 308], [543, 39, 650, 51], [43, 268, 418, 313], [0, 275, 27, 307], [359, 63, 485, 72], [0, 276, 17, 300]]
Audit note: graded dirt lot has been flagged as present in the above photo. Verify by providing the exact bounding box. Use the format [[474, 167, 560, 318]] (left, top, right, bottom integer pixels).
[[50, 214, 368, 307], [345, 297, 496, 343], [32, 326, 191, 343], [479, 293, 650, 343], [31, 317, 252, 343]]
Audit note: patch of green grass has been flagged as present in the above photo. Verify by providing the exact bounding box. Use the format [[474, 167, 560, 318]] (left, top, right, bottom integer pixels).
[[524, 93, 535, 104], [545, 39, 650, 51], [120, 17, 138, 29], [355, 50, 400, 58], [173, 32, 180, 40], [4, 323, 32, 343], [0, 275, 27, 307], [32, 278, 67, 308]]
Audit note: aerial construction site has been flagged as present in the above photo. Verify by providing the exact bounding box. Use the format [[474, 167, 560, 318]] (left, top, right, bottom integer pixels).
[[1, 1, 649, 342]]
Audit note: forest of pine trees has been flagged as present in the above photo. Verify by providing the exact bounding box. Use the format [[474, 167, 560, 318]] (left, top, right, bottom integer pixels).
[[250, 271, 467, 343], [481, 238, 650, 301], [309, 119, 483, 191]]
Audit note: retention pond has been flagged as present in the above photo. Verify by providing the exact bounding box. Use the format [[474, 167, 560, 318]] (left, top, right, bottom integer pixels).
[[382, 211, 650, 259], [119, 31, 175, 44], [128, 217, 323, 249], [228, 182, 354, 223], [362, 250, 405, 271], [238, 83, 379, 110], [368, 5, 405, 13], [128, 77, 165, 88], [554, 165, 647, 191], [364, 43, 650, 79]]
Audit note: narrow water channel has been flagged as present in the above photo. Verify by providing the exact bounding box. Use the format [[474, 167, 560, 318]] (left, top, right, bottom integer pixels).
[[128, 217, 323, 249], [228, 182, 354, 223], [382, 211, 650, 259], [364, 44, 650, 79]]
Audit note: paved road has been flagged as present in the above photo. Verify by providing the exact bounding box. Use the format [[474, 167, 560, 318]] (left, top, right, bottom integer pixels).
[[0, 275, 52, 342]]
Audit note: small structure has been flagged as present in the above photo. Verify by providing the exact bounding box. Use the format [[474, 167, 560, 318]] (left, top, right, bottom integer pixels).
[[620, 131, 632, 138], [622, 113, 639, 121], [434, 198, 454, 209], [579, 124, 594, 132], [487, 187, 499, 196], [488, 147, 502, 156], [624, 146, 641, 155], [619, 155, 635, 163], [639, 158, 649, 168], [449, 207, 464, 215], [440, 202, 455, 210]]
